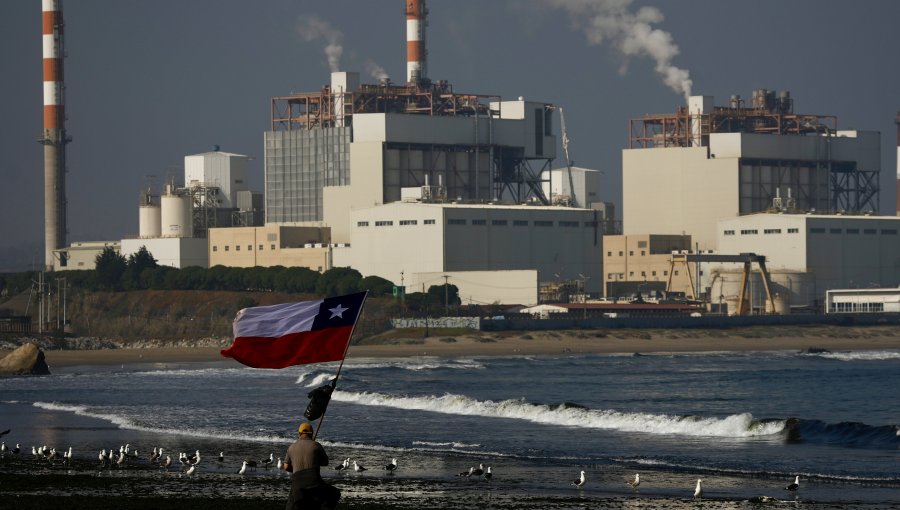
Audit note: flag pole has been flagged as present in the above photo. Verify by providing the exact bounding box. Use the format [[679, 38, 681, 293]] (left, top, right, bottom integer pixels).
[[313, 291, 368, 440]]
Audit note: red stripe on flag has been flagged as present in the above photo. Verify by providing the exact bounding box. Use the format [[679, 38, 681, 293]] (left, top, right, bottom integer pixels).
[[220, 325, 354, 369]]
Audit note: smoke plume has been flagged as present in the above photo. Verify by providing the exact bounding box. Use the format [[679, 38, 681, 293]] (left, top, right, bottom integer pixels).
[[546, 0, 692, 101], [296, 15, 344, 72], [365, 60, 390, 82]]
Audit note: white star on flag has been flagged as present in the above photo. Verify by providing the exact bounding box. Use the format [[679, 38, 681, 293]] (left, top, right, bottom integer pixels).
[[329, 304, 349, 319]]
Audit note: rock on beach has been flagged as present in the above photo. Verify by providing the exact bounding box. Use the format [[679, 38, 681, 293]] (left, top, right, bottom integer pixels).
[[0, 342, 50, 375]]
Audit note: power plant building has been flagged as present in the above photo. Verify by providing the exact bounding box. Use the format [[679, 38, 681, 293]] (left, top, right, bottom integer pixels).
[[331, 201, 604, 303], [623, 92, 881, 251]]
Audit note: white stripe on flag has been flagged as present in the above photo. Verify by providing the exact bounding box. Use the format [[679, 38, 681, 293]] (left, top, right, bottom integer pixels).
[[233, 299, 323, 338]]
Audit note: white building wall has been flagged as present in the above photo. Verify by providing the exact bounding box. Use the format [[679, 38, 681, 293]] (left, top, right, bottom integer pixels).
[[322, 141, 386, 244], [623, 146, 738, 250], [185, 152, 249, 209], [121, 237, 209, 269], [541, 167, 603, 207]]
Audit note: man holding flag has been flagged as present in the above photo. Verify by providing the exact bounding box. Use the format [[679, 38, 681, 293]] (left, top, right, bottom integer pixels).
[[221, 291, 368, 510]]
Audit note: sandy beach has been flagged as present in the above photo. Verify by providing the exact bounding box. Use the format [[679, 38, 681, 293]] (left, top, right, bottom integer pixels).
[[9, 325, 900, 368]]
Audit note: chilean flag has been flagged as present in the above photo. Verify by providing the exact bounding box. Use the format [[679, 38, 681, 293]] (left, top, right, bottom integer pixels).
[[221, 291, 367, 369]]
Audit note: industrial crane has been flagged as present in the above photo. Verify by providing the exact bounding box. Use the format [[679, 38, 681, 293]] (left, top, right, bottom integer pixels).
[[552, 106, 578, 207]]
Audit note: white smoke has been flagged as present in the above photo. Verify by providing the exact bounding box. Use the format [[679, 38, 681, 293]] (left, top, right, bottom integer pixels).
[[365, 60, 390, 82], [296, 15, 344, 72], [545, 0, 692, 101]]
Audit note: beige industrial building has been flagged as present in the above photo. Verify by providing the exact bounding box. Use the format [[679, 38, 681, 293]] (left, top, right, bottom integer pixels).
[[602, 234, 693, 298], [623, 92, 881, 251], [331, 201, 603, 301], [52, 241, 120, 271], [208, 225, 330, 271], [714, 212, 900, 309]]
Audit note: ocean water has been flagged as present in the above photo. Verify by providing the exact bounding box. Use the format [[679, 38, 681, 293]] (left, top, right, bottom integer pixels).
[[2, 348, 899, 506]]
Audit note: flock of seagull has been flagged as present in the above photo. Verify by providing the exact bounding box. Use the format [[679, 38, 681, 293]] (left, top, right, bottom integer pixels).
[[1, 430, 804, 500], [570, 470, 802, 501]]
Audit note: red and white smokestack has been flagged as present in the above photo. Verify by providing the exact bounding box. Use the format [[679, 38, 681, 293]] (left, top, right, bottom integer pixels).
[[406, 0, 427, 84], [42, 0, 67, 269]]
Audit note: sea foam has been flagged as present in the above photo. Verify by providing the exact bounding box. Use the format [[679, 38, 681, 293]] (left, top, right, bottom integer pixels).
[[332, 391, 786, 438]]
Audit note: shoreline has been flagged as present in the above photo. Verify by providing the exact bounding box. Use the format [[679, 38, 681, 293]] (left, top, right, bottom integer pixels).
[[4, 328, 900, 368]]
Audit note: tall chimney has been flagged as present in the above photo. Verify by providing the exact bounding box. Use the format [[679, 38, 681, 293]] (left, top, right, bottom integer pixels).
[[41, 0, 68, 270], [405, 0, 427, 85], [895, 112, 899, 215]]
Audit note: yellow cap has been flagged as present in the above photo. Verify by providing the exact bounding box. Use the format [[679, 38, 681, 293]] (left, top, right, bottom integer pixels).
[[298, 423, 314, 435]]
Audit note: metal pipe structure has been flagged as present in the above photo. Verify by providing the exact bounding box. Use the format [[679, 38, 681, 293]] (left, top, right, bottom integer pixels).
[[41, 0, 68, 270], [405, 0, 427, 84]]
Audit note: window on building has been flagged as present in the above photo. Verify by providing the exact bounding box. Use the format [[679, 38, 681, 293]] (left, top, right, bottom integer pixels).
[[375, 220, 394, 226], [584, 221, 597, 227], [472, 219, 487, 225], [830, 228, 842, 234], [810, 228, 826, 234], [663, 271, 668, 276], [618, 251, 623, 256], [236, 245, 240, 251], [560, 220, 579, 227], [637, 241, 647, 248], [652, 271, 657, 276], [212, 246, 218, 252], [357, 221, 369, 227], [271, 244, 276, 250], [424, 219, 436, 225], [640, 250, 646, 256], [399, 220, 418, 226], [492, 219, 507, 226], [846, 228, 859, 234], [607, 251, 612, 257], [724, 230, 735, 236], [674, 270, 679, 276], [640, 271, 646, 277], [864, 229, 877, 234], [882, 229, 898, 235], [248, 245, 253, 251], [607, 273, 614, 279], [787, 228, 799, 233], [534, 220, 553, 227], [448, 219, 466, 225], [259, 245, 263, 250], [224, 246, 230, 252], [629, 271, 634, 277], [764, 229, 782, 234], [629, 251, 634, 256], [740, 229, 758, 235], [513, 220, 528, 226]]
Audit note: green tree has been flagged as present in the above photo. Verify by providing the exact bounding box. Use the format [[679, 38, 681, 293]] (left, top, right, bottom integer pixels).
[[359, 275, 395, 297], [427, 283, 461, 311], [315, 267, 362, 297], [95, 247, 126, 290]]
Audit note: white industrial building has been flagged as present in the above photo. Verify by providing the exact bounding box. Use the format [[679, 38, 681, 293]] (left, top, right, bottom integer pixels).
[[623, 92, 881, 251], [331, 201, 603, 302], [825, 287, 900, 314], [713, 212, 900, 309], [540, 166, 603, 208], [185, 149, 250, 209], [120, 237, 208, 269]]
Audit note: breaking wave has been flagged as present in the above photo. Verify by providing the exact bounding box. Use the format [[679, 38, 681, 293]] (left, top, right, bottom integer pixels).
[[810, 350, 900, 362], [332, 391, 786, 438]]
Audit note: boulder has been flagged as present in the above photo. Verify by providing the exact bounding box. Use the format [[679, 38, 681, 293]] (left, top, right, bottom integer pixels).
[[0, 343, 51, 376]]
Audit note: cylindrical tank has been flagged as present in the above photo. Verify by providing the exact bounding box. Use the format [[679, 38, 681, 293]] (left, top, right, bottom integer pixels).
[[710, 269, 815, 314], [160, 189, 193, 238], [139, 204, 161, 238]]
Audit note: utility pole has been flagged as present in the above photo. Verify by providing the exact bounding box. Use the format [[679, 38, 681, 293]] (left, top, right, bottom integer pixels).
[[442, 275, 450, 316]]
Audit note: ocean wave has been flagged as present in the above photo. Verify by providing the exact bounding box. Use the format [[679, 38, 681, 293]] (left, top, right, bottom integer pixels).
[[341, 358, 486, 371], [31, 401, 291, 445], [412, 440, 482, 449], [786, 419, 900, 449], [331, 391, 786, 438], [808, 350, 900, 361]]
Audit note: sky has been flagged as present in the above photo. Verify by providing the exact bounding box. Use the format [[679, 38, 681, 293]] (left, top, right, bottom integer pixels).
[[1, 0, 899, 271]]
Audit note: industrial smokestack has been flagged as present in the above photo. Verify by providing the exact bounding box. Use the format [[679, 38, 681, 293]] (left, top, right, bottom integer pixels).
[[41, 0, 68, 270], [405, 0, 427, 84], [895, 112, 899, 215]]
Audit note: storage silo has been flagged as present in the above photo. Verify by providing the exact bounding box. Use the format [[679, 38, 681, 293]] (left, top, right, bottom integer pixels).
[[160, 183, 193, 238], [138, 192, 161, 238]]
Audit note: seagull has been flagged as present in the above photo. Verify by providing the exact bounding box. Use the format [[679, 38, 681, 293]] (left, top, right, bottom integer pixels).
[[693, 479, 703, 499], [244, 459, 258, 471], [471, 464, 484, 477], [47, 448, 59, 462], [484, 466, 492, 482], [335, 458, 349, 472], [0, 442, 7, 455], [218, 451, 224, 463], [149, 447, 159, 463], [13, 444, 20, 455], [572, 470, 586, 488], [457, 467, 474, 477], [188, 450, 201, 465], [785, 475, 800, 492], [161, 455, 172, 469], [98, 449, 108, 465], [185, 464, 196, 476], [276, 458, 282, 472], [238, 460, 248, 475], [353, 461, 367, 472], [116, 451, 126, 467], [262, 453, 274, 469], [383, 458, 397, 473], [63, 447, 73, 464], [626, 473, 641, 490]]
